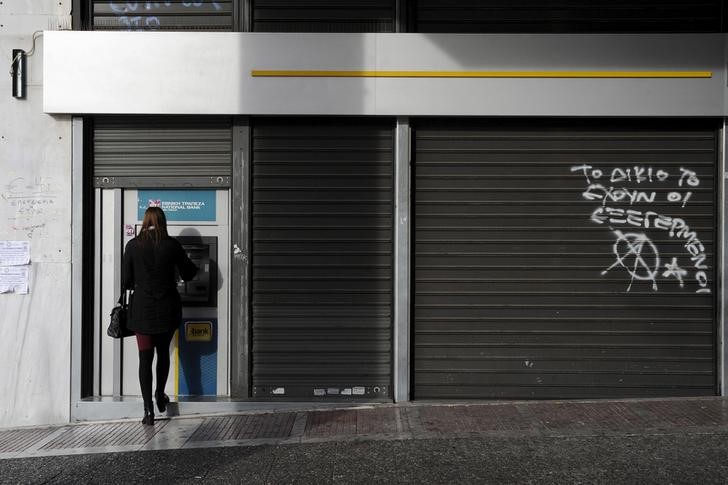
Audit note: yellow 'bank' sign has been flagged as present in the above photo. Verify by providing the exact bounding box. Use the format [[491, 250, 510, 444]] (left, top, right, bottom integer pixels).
[[185, 321, 213, 342]]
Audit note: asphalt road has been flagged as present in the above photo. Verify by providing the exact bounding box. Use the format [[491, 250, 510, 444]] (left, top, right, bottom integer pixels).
[[2, 430, 728, 484]]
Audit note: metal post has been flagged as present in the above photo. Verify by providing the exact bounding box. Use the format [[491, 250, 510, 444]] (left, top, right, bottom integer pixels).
[[70, 117, 84, 419], [112, 189, 123, 396], [394, 117, 411, 402], [231, 118, 251, 398]]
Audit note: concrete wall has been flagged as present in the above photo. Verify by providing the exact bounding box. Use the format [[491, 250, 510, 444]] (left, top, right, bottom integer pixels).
[[0, 1, 72, 427]]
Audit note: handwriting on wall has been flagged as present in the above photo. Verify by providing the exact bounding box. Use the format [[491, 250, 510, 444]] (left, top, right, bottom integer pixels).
[[109, 1, 222, 31], [571, 164, 709, 294], [1, 177, 58, 240]]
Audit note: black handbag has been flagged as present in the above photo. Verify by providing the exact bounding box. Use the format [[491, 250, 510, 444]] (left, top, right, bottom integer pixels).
[[107, 292, 134, 338]]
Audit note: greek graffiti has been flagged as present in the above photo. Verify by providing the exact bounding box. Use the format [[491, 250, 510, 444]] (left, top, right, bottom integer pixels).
[[601, 230, 659, 292], [109, 1, 222, 31], [589, 208, 710, 294], [678, 167, 700, 187], [582, 184, 656, 206], [118, 16, 161, 30], [571, 164, 670, 184], [110, 1, 222, 12], [1, 177, 58, 239], [572, 164, 710, 294]]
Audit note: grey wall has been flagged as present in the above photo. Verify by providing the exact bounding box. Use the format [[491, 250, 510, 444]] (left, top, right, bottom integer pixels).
[[0, 1, 73, 427]]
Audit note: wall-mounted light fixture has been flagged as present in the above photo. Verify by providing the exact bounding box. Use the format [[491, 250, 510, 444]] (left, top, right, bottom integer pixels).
[[11, 49, 26, 99]]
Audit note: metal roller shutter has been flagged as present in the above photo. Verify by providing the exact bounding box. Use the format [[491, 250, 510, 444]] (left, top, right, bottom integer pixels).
[[93, 116, 233, 188], [413, 0, 725, 33], [251, 118, 394, 399], [252, 0, 396, 32], [413, 119, 718, 399], [92, 1, 234, 31]]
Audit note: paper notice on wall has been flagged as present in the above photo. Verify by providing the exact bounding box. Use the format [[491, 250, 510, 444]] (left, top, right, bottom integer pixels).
[[0, 241, 30, 266], [0, 266, 29, 294]]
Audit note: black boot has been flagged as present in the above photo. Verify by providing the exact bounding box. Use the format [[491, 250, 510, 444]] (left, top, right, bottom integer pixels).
[[142, 404, 155, 425], [155, 391, 170, 413]]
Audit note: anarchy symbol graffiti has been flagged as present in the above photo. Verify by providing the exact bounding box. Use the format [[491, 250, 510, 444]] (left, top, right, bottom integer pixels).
[[602, 230, 660, 292]]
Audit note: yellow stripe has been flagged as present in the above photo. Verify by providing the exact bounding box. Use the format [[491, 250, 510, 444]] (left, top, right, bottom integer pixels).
[[251, 70, 712, 79]]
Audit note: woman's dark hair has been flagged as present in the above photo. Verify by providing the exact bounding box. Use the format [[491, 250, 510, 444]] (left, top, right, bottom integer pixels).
[[140, 206, 169, 244]]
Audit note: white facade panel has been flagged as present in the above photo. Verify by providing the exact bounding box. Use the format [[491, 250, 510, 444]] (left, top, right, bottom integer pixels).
[[243, 33, 378, 114], [44, 31, 726, 116], [374, 34, 725, 116], [45, 32, 245, 114], [0, 263, 71, 427]]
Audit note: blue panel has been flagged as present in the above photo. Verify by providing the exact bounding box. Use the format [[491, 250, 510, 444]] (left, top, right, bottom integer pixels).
[[178, 319, 217, 396], [138, 190, 216, 222]]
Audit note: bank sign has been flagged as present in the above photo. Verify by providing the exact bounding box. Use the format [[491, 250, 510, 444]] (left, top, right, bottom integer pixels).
[[138, 190, 216, 222]]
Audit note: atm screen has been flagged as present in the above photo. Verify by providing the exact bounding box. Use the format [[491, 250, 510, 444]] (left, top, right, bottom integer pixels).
[[176, 236, 217, 307]]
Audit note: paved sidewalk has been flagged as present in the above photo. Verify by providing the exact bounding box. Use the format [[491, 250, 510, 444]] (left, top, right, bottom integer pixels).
[[2, 396, 728, 460]]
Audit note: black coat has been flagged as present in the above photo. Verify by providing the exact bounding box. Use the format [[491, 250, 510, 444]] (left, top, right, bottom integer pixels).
[[122, 231, 198, 334]]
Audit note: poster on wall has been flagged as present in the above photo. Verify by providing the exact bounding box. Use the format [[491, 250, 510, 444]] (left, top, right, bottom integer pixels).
[[0, 240, 30, 266], [0, 266, 29, 294], [0, 241, 30, 294], [137, 190, 216, 222]]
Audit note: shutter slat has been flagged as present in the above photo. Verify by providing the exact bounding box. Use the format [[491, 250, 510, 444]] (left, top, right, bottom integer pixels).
[[415, 1, 724, 33], [93, 116, 232, 188], [92, 1, 234, 31], [252, 0, 395, 32]]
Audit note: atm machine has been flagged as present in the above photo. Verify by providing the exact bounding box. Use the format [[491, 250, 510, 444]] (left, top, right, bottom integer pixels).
[[174, 235, 219, 396], [97, 189, 229, 399]]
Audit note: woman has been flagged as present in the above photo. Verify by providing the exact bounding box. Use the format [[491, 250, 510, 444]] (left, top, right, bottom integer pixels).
[[122, 206, 198, 425]]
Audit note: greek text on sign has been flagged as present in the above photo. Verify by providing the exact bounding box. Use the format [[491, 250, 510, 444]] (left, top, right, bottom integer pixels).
[[185, 321, 213, 342], [137, 190, 216, 221]]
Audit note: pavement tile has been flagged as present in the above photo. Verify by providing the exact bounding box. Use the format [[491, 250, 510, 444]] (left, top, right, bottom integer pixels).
[[40, 421, 164, 450], [355, 408, 382, 435], [189, 413, 296, 442], [304, 409, 400, 438], [636, 399, 716, 428], [399, 406, 425, 434], [304, 410, 355, 438], [0, 428, 57, 454], [465, 403, 534, 432], [355, 408, 398, 435], [592, 401, 646, 430], [528, 402, 592, 431], [695, 398, 728, 425], [418, 405, 460, 432]]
